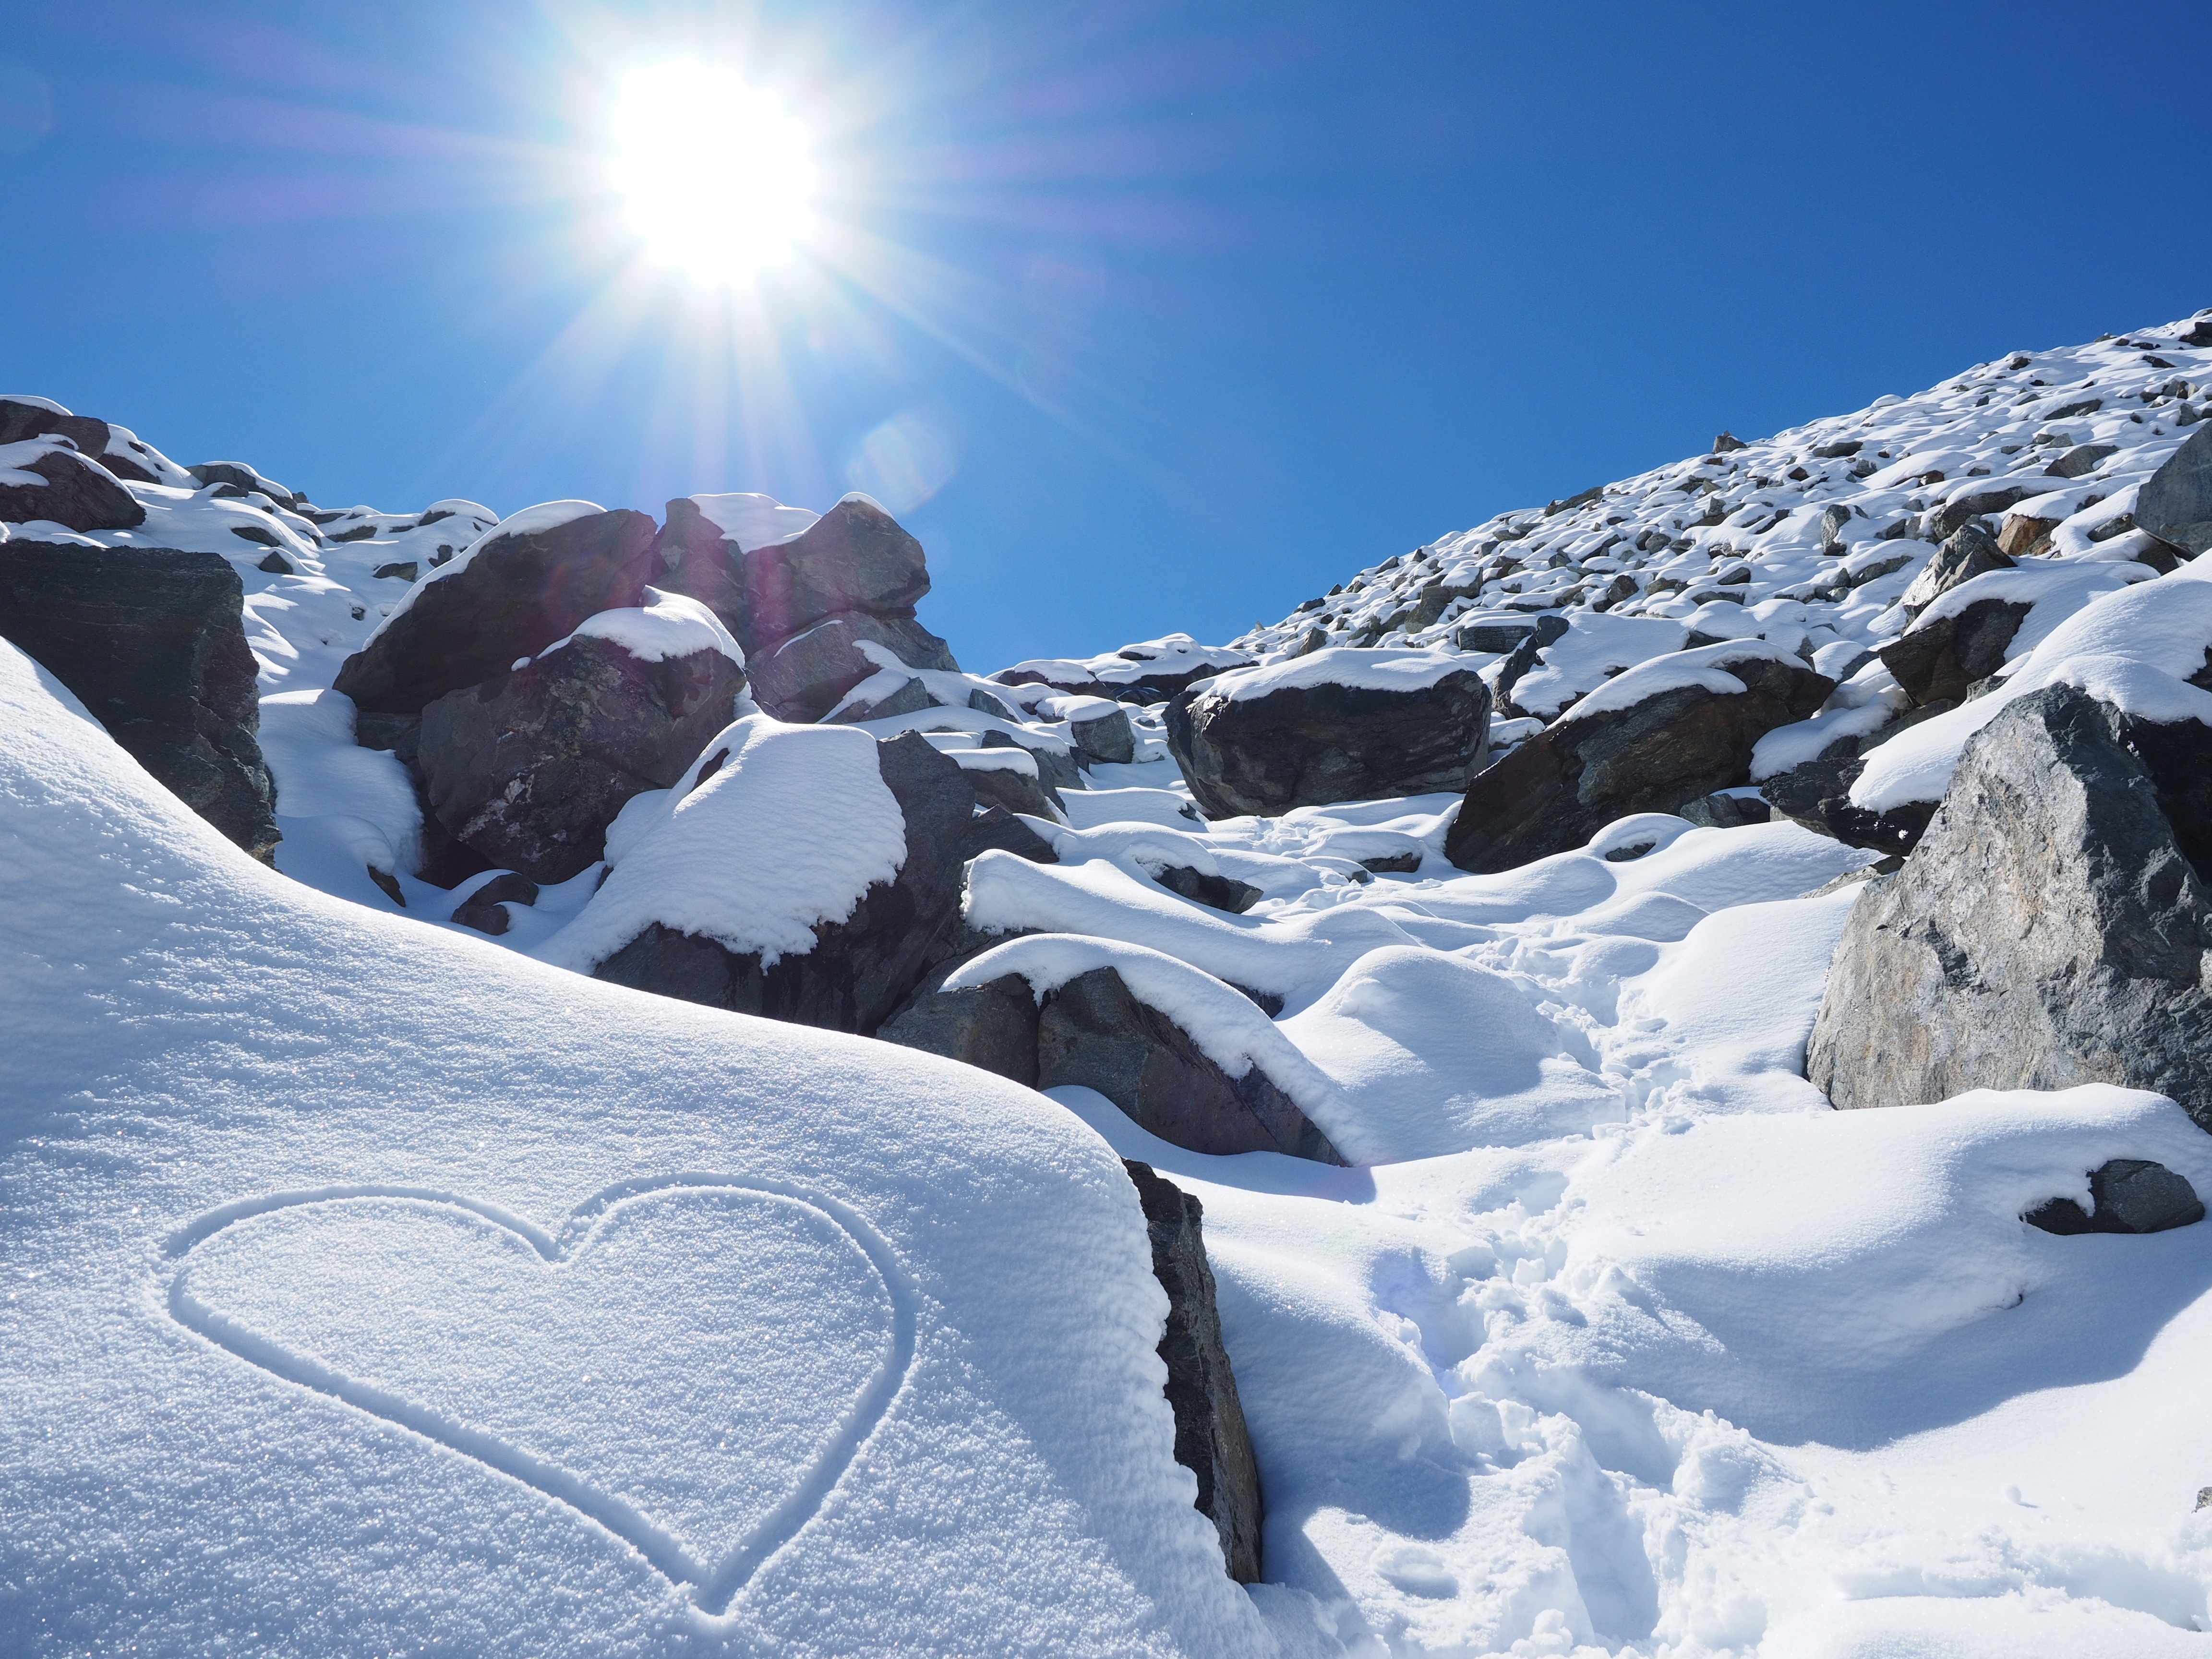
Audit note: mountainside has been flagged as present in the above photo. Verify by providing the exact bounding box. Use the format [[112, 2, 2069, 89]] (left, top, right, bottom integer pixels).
[[9, 314, 2212, 1657]]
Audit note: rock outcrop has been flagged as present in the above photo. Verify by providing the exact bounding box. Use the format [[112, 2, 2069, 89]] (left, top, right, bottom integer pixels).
[[1876, 594, 2032, 707], [1808, 683, 2212, 1125], [2138, 423, 2212, 556], [1760, 754, 1936, 854], [0, 441, 147, 532], [0, 542, 278, 860], [2023, 1159, 2204, 1235], [332, 507, 661, 714], [1165, 651, 1493, 819], [417, 632, 745, 883], [592, 732, 974, 1033], [1446, 643, 1832, 873], [1122, 1159, 1264, 1584], [1897, 524, 2013, 616], [747, 611, 959, 724]]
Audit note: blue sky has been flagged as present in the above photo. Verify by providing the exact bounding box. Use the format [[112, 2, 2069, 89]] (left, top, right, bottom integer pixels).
[[3, 1, 2209, 672]]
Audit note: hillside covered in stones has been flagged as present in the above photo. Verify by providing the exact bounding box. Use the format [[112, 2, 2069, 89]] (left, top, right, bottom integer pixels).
[[9, 312, 2212, 1656]]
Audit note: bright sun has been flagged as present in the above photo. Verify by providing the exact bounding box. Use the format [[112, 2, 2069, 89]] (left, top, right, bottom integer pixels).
[[612, 63, 817, 283]]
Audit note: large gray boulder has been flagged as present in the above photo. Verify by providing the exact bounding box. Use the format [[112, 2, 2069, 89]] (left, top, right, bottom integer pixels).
[[1165, 653, 1492, 819], [746, 610, 958, 723], [1122, 1160, 1263, 1583], [1897, 524, 2013, 616], [416, 633, 745, 883], [1876, 595, 2032, 707], [1808, 683, 2212, 1126], [0, 442, 147, 532], [1446, 645, 1832, 874], [2138, 423, 2212, 556], [593, 732, 974, 1033], [0, 542, 278, 861], [332, 508, 661, 714]]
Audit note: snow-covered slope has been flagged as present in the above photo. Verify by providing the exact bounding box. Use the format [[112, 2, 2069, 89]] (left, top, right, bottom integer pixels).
[[0, 641, 1279, 1657]]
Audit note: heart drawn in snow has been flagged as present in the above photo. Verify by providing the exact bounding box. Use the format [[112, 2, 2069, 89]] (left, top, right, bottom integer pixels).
[[165, 1177, 916, 1614]]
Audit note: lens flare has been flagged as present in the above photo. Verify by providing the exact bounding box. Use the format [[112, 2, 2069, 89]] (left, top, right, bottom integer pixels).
[[612, 63, 816, 282]]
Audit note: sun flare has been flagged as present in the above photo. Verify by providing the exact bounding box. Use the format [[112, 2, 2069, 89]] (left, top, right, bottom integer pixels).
[[612, 63, 817, 283]]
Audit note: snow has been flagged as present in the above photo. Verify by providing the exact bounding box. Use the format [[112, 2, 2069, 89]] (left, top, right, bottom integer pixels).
[[0, 641, 1270, 1655], [259, 687, 423, 877], [541, 715, 908, 974], [687, 491, 818, 549], [538, 588, 745, 666], [1205, 647, 1479, 704]]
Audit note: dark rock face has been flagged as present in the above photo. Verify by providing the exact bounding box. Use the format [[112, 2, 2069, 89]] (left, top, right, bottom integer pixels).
[[1070, 706, 1136, 765], [2138, 423, 2212, 556], [0, 542, 278, 861], [956, 758, 1063, 822], [1447, 654, 1833, 874], [1925, 485, 2042, 542], [1454, 619, 1544, 655], [1492, 614, 1571, 710], [593, 732, 974, 1034], [1166, 662, 1493, 820], [876, 972, 1040, 1084], [416, 634, 744, 883], [1153, 865, 1262, 914], [2023, 1159, 2204, 1236], [1121, 1160, 1264, 1585], [0, 444, 147, 532], [959, 804, 1060, 866], [332, 508, 661, 715], [1898, 524, 2013, 616], [1678, 792, 1771, 830], [1036, 967, 1345, 1162], [188, 460, 304, 509], [1877, 598, 2033, 707], [747, 611, 960, 724], [2044, 443, 2118, 481], [0, 400, 173, 486], [1808, 684, 2212, 1126], [1760, 755, 1936, 855]]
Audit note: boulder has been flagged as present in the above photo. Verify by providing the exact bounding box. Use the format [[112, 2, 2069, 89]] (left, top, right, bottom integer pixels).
[[1036, 967, 1345, 1162], [0, 399, 179, 485], [1165, 653, 1493, 819], [960, 804, 1060, 866], [593, 731, 974, 1034], [1453, 618, 1544, 655], [953, 754, 1063, 822], [656, 493, 931, 659], [1759, 754, 1936, 854], [1492, 613, 1571, 709], [332, 507, 661, 715], [1446, 644, 1833, 874], [1807, 683, 2212, 1126], [1121, 1160, 1264, 1584], [2138, 422, 2212, 556], [188, 461, 305, 510], [2023, 1159, 2204, 1236], [1876, 597, 2033, 707], [417, 633, 745, 883], [0, 542, 278, 861], [1924, 484, 2042, 542], [876, 972, 1039, 1084], [1898, 524, 2014, 616], [2044, 443, 2118, 481], [1677, 792, 1771, 830], [1153, 865, 1262, 913], [1070, 706, 1136, 765], [0, 441, 146, 531], [746, 610, 959, 724]]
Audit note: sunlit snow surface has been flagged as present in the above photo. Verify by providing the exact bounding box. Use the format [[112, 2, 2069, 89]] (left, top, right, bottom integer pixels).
[[16, 321, 2212, 1653]]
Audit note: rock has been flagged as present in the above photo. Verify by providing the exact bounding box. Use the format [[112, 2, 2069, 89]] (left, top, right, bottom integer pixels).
[[746, 610, 959, 724], [955, 756, 1063, 823], [1036, 967, 1345, 1162], [0, 400, 181, 486], [1153, 865, 1262, 913], [980, 728, 1083, 795], [1898, 524, 2013, 615], [1877, 597, 2033, 707], [371, 560, 419, 582], [255, 551, 294, 575], [835, 676, 935, 722], [966, 686, 1020, 721], [471, 872, 541, 907], [332, 508, 661, 715], [186, 460, 302, 508], [0, 541, 278, 861], [1818, 503, 1854, 552], [1121, 1160, 1264, 1584], [1678, 791, 1771, 829], [1070, 706, 1136, 765], [1712, 431, 1747, 453], [450, 899, 510, 936], [1165, 655, 1493, 819], [960, 804, 1059, 865], [1996, 514, 2058, 557], [2023, 1159, 2204, 1235], [0, 442, 147, 532], [1453, 619, 1541, 655], [2138, 423, 2212, 556], [2044, 443, 2118, 480], [594, 731, 974, 1034], [1492, 614, 1570, 708], [228, 524, 281, 547], [656, 493, 931, 659], [1924, 484, 2042, 542], [1759, 754, 1936, 854], [1807, 683, 2212, 1125], [417, 632, 745, 883], [876, 972, 1040, 1084], [1447, 646, 1833, 873]]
